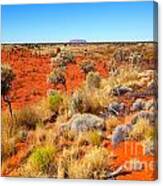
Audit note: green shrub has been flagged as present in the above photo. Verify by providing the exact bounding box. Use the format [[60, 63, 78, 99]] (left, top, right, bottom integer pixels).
[[1, 64, 15, 117], [28, 146, 57, 173], [48, 91, 63, 112], [62, 52, 74, 64], [1, 64, 15, 96]]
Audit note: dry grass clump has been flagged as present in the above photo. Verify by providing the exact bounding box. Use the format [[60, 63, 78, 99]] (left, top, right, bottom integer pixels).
[[129, 118, 156, 141], [77, 130, 103, 146], [1, 112, 20, 160], [34, 98, 52, 119], [105, 116, 122, 133], [129, 117, 157, 156], [70, 78, 116, 115], [108, 64, 141, 89], [26, 126, 60, 148], [57, 145, 84, 178], [14, 106, 41, 130], [86, 71, 101, 89], [68, 146, 109, 179]]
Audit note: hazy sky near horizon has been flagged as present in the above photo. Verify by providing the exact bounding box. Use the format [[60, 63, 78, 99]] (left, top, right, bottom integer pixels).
[[1, 1, 157, 43]]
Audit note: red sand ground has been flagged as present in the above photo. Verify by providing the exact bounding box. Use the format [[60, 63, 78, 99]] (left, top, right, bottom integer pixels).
[[105, 140, 157, 180], [1, 48, 157, 180], [2, 48, 51, 109], [1, 49, 108, 109]]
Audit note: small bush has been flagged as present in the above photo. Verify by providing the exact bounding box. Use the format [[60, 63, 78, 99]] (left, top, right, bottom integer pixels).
[[53, 51, 75, 67], [113, 49, 127, 63], [70, 89, 88, 114], [86, 72, 101, 89], [105, 116, 122, 133], [1, 112, 19, 160], [78, 130, 102, 146], [80, 61, 95, 74], [48, 68, 66, 85], [57, 145, 84, 178], [129, 118, 155, 141], [128, 51, 143, 64], [14, 106, 41, 130], [1, 64, 15, 96], [68, 146, 109, 179], [48, 91, 63, 112], [27, 146, 57, 173]]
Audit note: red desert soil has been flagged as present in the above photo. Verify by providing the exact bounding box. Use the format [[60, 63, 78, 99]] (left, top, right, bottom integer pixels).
[[1, 49, 108, 109], [2, 143, 30, 176], [1, 49, 51, 109], [104, 140, 157, 180]]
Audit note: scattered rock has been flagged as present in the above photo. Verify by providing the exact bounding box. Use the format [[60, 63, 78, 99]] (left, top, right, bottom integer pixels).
[[131, 98, 157, 112], [107, 102, 125, 116], [62, 113, 105, 132], [112, 86, 133, 96], [111, 124, 132, 146]]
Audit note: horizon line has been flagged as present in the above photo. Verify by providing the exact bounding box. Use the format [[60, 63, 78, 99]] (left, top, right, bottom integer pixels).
[[1, 41, 158, 45]]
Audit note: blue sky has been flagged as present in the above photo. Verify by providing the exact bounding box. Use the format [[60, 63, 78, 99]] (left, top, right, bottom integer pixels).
[[1, 1, 157, 43]]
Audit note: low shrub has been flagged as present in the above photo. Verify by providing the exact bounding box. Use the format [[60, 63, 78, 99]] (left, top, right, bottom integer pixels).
[[105, 116, 122, 133], [48, 68, 66, 85], [86, 71, 101, 89], [1, 112, 18, 160], [77, 130, 102, 146], [57, 145, 84, 178], [48, 91, 63, 112], [80, 61, 95, 74], [68, 146, 109, 179], [1, 63, 15, 96], [129, 118, 155, 141], [108, 64, 141, 89], [69, 89, 88, 114], [113, 48, 127, 63], [53, 51, 75, 67], [14, 106, 41, 130], [27, 146, 57, 173]]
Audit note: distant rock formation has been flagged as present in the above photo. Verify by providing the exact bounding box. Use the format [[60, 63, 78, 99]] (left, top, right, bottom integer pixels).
[[69, 39, 87, 43]]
